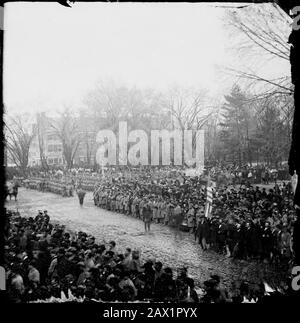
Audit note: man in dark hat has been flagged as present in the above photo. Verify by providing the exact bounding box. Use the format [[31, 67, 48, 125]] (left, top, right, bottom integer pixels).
[[108, 240, 117, 253], [77, 187, 86, 206], [174, 203, 184, 235], [154, 267, 177, 301], [154, 261, 163, 284], [43, 210, 50, 224], [143, 204, 152, 232]]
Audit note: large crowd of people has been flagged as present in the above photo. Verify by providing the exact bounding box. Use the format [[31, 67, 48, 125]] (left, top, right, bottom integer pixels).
[[15, 162, 290, 197], [9, 163, 296, 266], [207, 163, 289, 186], [5, 210, 294, 303], [5, 162, 296, 296], [4, 161, 298, 303], [93, 168, 296, 265], [197, 183, 295, 263]]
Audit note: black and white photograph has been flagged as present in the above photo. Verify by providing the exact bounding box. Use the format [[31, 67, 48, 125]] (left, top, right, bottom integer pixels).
[[1, 0, 300, 311]]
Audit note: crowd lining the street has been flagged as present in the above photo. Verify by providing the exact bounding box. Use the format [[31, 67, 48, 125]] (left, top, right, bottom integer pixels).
[[5, 210, 293, 303]]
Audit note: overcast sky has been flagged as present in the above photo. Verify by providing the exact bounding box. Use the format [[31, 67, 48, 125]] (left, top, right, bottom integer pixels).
[[3, 2, 290, 115]]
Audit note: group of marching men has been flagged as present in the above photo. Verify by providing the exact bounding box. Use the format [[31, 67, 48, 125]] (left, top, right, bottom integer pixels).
[[23, 177, 87, 206], [93, 184, 207, 233], [24, 178, 74, 197], [24, 175, 100, 195]]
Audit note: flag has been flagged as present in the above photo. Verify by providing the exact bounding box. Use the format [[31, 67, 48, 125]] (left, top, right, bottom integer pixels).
[[206, 171, 213, 204], [207, 185, 213, 204], [204, 201, 212, 218], [205, 172, 213, 218]]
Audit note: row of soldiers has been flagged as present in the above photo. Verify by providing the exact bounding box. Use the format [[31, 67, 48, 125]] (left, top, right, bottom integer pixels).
[[24, 179, 74, 197], [93, 185, 207, 230], [64, 175, 100, 192]]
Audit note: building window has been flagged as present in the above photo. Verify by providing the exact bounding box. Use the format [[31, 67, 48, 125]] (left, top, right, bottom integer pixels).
[[48, 144, 62, 153], [47, 134, 59, 141]]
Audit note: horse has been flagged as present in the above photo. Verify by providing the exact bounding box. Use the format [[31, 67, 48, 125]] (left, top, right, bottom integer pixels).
[[5, 182, 19, 201]]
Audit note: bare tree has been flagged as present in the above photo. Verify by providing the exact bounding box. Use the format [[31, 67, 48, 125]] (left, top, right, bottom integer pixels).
[[50, 109, 81, 169], [84, 81, 127, 132], [77, 109, 98, 167], [84, 82, 174, 166], [224, 3, 293, 96], [164, 87, 214, 130], [84, 81, 173, 136], [5, 114, 37, 176]]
